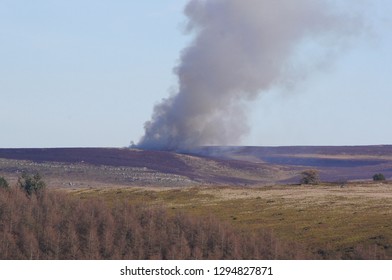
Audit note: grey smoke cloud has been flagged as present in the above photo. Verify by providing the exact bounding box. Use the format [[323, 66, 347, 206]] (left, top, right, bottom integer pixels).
[[137, 0, 362, 151]]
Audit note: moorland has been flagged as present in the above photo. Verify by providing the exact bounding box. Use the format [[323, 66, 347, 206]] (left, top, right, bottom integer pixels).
[[0, 146, 391, 259]]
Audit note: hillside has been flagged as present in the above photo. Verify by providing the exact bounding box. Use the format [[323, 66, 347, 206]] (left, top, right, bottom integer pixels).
[[188, 145, 392, 182], [0, 146, 391, 187], [1, 146, 392, 259]]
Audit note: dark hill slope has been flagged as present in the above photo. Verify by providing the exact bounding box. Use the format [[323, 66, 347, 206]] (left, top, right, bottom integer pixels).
[[0, 148, 283, 185], [189, 145, 392, 181], [1, 146, 392, 184], [0, 148, 189, 174]]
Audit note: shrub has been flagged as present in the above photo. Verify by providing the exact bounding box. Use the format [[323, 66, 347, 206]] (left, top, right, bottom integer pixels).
[[300, 169, 320, 185], [373, 173, 386, 181], [18, 172, 46, 195], [0, 176, 9, 189]]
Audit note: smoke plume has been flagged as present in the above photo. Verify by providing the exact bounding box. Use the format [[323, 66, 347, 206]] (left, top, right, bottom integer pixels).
[[137, 0, 362, 151]]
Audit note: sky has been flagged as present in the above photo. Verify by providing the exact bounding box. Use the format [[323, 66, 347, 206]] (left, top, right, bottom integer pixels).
[[1, 0, 391, 148]]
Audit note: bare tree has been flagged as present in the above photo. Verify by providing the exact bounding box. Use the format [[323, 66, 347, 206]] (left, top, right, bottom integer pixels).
[[300, 169, 320, 185], [0, 176, 9, 189]]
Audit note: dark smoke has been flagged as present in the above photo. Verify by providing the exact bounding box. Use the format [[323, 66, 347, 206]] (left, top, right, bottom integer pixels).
[[137, 0, 362, 151]]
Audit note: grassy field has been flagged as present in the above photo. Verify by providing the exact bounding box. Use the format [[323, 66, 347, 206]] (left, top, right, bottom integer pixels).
[[1, 147, 392, 259], [69, 182, 392, 259]]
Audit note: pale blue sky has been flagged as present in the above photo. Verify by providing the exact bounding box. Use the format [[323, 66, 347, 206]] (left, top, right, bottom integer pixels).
[[1, 0, 391, 148]]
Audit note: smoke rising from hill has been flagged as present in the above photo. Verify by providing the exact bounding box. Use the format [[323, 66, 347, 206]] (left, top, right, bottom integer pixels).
[[137, 0, 363, 151]]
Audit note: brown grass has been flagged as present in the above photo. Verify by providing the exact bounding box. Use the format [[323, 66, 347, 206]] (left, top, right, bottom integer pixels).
[[70, 182, 392, 259], [0, 186, 312, 260]]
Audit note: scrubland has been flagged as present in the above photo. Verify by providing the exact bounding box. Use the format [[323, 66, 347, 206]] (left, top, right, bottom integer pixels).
[[1, 147, 392, 259], [0, 185, 305, 259], [71, 182, 392, 259], [1, 180, 391, 259]]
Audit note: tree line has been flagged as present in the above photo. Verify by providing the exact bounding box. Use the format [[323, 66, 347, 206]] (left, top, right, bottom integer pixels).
[[0, 174, 386, 259], [0, 175, 307, 259]]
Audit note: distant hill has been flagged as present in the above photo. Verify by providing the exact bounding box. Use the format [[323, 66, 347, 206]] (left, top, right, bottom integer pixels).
[[0, 145, 391, 185], [187, 145, 392, 182]]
